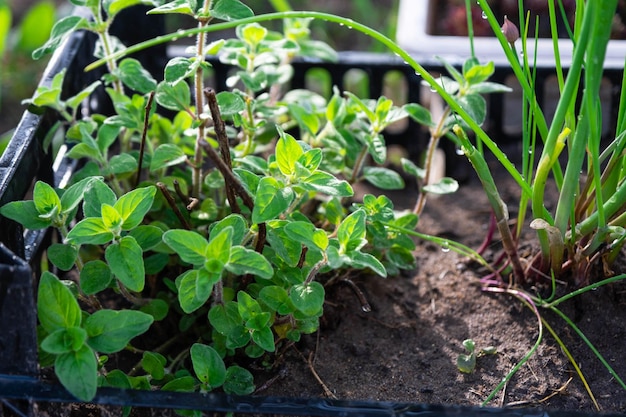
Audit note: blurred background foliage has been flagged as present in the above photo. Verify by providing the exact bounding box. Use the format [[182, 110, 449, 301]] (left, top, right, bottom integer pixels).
[[0, 0, 398, 140]]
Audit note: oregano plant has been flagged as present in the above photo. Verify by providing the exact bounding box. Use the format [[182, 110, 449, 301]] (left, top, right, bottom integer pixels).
[[0, 0, 504, 404]]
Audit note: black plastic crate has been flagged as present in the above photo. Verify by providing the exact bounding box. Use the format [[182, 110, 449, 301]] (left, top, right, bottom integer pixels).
[[0, 6, 625, 417]]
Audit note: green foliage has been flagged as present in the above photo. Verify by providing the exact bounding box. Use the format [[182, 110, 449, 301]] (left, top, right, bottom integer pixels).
[[1, 0, 515, 405], [456, 339, 497, 374]]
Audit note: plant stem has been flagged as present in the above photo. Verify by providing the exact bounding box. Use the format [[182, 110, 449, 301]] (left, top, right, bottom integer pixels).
[[204, 88, 240, 213], [157, 182, 192, 230], [192, 0, 213, 198], [454, 125, 525, 283], [88, 5, 124, 96], [413, 108, 450, 216], [135, 91, 155, 187], [350, 146, 369, 184]]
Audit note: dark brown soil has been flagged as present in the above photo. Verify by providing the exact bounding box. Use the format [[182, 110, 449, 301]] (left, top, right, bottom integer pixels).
[[256, 149, 626, 413]]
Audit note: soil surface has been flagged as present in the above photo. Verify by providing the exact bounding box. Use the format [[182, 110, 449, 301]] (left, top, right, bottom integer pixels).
[[254, 145, 626, 414]]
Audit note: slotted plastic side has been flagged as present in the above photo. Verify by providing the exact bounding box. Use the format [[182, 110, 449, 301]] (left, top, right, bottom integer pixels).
[[0, 244, 37, 377]]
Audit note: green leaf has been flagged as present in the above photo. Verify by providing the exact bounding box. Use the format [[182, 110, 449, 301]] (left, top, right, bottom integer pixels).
[[114, 186, 156, 230], [289, 103, 320, 136], [337, 209, 366, 253], [345, 91, 375, 122], [196, 269, 220, 301], [464, 61, 494, 85], [284, 221, 328, 252], [438, 58, 464, 85], [155, 80, 191, 111], [205, 227, 232, 268], [109, 153, 137, 174], [33, 181, 61, 218], [401, 157, 425, 179], [176, 270, 206, 313], [129, 225, 164, 251], [66, 81, 101, 112], [41, 327, 87, 354], [162, 376, 197, 392], [467, 81, 513, 94], [227, 246, 274, 279], [362, 167, 405, 190], [60, 177, 102, 215], [251, 177, 294, 224], [275, 129, 303, 176], [455, 94, 486, 125], [422, 177, 459, 195], [190, 343, 226, 389], [404, 103, 434, 127], [223, 366, 255, 395], [211, 0, 254, 21], [251, 326, 275, 352], [210, 214, 247, 245], [0, 4, 11, 57], [208, 302, 243, 336], [83, 179, 117, 218], [80, 260, 112, 295], [32, 15, 86, 59], [103, 0, 144, 16], [0, 200, 51, 230], [299, 39, 338, 62], [38, 272, 82, 333], [55, 344, 97, 401], [142, 351, 166, 380], [16, 1, 55, 53], [25, 70, 63, 109], [457, 352, 476, 373], [101, 204, 123, 231], [301, 171, 353, 197], [150, 143, 187, 171], [85, 309, 153, 353], [147, 0, 195, 15], [387, 246, 417, 270], [321, 197, 344, 226], [237, 291, 263, 322], [365, 133, 386, 165], [265, 223, 302, 267], [216, 91, 245, 116], [290, 282, 324, 317], [140, 298, 169, 321], [164, 57, 196, 85], [350, 251, 387, 277], [105, 236, 145, 292], [47, 243, 77, 271], [102, 370, 132, 390], [163, 229, 208, 265], [259, 286, 294, 315], [298, 148, 322, 172], [66, 218, 114, 245], [118, 58, 158, 94]]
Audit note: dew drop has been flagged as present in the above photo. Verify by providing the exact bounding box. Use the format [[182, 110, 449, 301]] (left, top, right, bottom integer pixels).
[[441, 242, 450, 253], [456, 147, 465, 156], [481, 11, 488, 19]]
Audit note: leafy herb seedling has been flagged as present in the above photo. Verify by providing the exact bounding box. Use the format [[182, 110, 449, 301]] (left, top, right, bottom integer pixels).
[[456, 339, 497, 374]]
